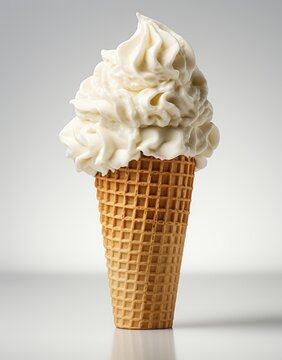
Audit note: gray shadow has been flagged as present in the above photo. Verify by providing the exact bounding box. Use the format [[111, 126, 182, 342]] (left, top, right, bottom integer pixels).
[[174, 315, 282, 329], [111, 328, 177, 360]]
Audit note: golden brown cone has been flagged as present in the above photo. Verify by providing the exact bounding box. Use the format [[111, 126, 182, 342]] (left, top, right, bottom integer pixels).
[[95, 154, 196, 329]]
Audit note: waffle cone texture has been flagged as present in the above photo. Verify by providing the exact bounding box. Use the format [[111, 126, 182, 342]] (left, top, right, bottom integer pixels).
[[95, 154, 196, 329]]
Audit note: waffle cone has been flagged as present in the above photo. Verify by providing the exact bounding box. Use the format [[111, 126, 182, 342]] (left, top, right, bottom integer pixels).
[[95, 154, 196, 329]]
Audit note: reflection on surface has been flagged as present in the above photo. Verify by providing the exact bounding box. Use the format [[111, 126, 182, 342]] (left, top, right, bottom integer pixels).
[[111, 328, 176, 360]]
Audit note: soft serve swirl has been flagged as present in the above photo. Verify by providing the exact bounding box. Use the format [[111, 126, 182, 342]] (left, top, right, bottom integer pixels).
[[60, 14, 219, 176]]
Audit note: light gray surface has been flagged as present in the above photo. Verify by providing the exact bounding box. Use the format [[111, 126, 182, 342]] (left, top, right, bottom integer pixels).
[[1, 0, 282, 273], [0, 273, 281, 359]]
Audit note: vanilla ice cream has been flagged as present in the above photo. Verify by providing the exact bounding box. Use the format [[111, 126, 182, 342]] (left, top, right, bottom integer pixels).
[[60, 14, 219, 176]]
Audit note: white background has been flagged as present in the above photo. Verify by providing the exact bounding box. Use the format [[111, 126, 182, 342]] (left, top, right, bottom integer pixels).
[[1, 0, 282, 274]]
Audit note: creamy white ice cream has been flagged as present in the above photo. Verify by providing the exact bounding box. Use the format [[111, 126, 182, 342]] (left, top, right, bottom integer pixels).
[[60, 14, 219, 176]]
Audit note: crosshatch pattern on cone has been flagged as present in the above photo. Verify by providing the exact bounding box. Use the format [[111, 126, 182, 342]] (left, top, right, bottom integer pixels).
[[95, 154, 196, 329]]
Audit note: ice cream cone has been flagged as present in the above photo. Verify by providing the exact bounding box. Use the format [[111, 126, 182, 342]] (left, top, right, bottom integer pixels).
[[95, 153, 196, 329]]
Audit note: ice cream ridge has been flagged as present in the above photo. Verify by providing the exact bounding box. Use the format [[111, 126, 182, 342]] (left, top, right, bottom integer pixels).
[[60, 13, 219, 175], [60, 14, 220, 330]]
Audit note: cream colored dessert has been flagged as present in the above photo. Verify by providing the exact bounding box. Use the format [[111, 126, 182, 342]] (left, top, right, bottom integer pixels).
[[60, 14, 219, 175]]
